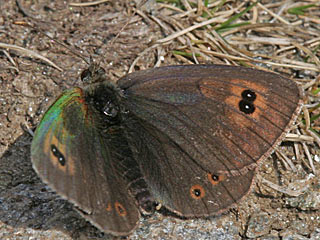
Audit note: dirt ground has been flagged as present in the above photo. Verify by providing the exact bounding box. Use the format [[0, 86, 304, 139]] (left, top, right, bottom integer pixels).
[[0, 1, 319, 239]]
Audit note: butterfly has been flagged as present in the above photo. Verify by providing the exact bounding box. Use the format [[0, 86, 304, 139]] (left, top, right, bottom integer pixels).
[[31, 64, 302, 236]]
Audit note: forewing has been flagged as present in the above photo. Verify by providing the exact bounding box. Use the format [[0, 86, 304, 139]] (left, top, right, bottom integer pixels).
[[31, 88, 139, 236], [118, 64, 302, 216]]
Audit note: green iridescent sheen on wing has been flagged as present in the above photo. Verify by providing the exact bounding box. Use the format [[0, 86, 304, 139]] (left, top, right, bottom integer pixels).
[[31, 87, 85, 154]]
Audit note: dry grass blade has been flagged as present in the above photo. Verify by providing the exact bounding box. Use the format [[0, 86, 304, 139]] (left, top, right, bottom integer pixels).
[[69, 0, 109, 7], [303, 105, 311, 130], [2, 49, 18, 68], [156, 15, 227, 44], [302, 142, 316, 173], [285, 133, 314, 142], [258, 176, 309, 197], [0, 42, 62, 71], [306, 129, 320, 149], [276, 149, 297, 172], [257, 2, 290, 25]]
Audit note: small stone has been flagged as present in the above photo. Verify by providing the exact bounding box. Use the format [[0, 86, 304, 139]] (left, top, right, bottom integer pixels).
[[285, 188, 320, 211], [246, 212, 272, 238], [259, 234, 279, 240], [310, 228, 320, 239], [280, 230, 309, 240]]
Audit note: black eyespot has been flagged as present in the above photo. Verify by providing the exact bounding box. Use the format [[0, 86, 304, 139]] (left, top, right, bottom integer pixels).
[[194, 189, 201, 197], [190, 185, 205, 199], [241, 89, 256, 102], [51, 144, 66, 166], [239, 100, 255, 114], [208, 173, 225, 185], [115, 202, 127, 217], [211, 174, 219, 181]]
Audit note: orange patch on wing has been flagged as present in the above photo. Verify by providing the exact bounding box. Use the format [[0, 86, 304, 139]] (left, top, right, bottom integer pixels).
[[207, 173, 225, 185], [44, 134, 75, 176], [230, 78, 268, 94], [199, 78, 272, 168], [199, 79, 268, 121], [223, 79, 281, 150], [190, 184, 205, 200], [115, 202, 127, 217], [225, 79, 268, 119], [106, 203, 112, 212]]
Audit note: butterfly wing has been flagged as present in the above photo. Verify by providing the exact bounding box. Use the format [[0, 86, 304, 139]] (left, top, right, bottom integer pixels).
[[123, 118, 256, 216], [31, 88, 140, 236], [118, 64, 302, 216]]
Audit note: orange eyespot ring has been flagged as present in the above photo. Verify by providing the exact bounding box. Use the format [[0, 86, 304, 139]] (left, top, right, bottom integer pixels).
[[190, 184, 205, 200], [208, 173, 225, 185], [115, 202, 127, 217]]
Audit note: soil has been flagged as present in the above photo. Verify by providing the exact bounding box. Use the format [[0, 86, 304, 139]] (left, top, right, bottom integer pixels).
[[0, 1, 319, 239]]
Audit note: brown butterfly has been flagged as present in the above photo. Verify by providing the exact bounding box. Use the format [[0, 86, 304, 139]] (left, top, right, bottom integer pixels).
[[31, 64, 302, 236]]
